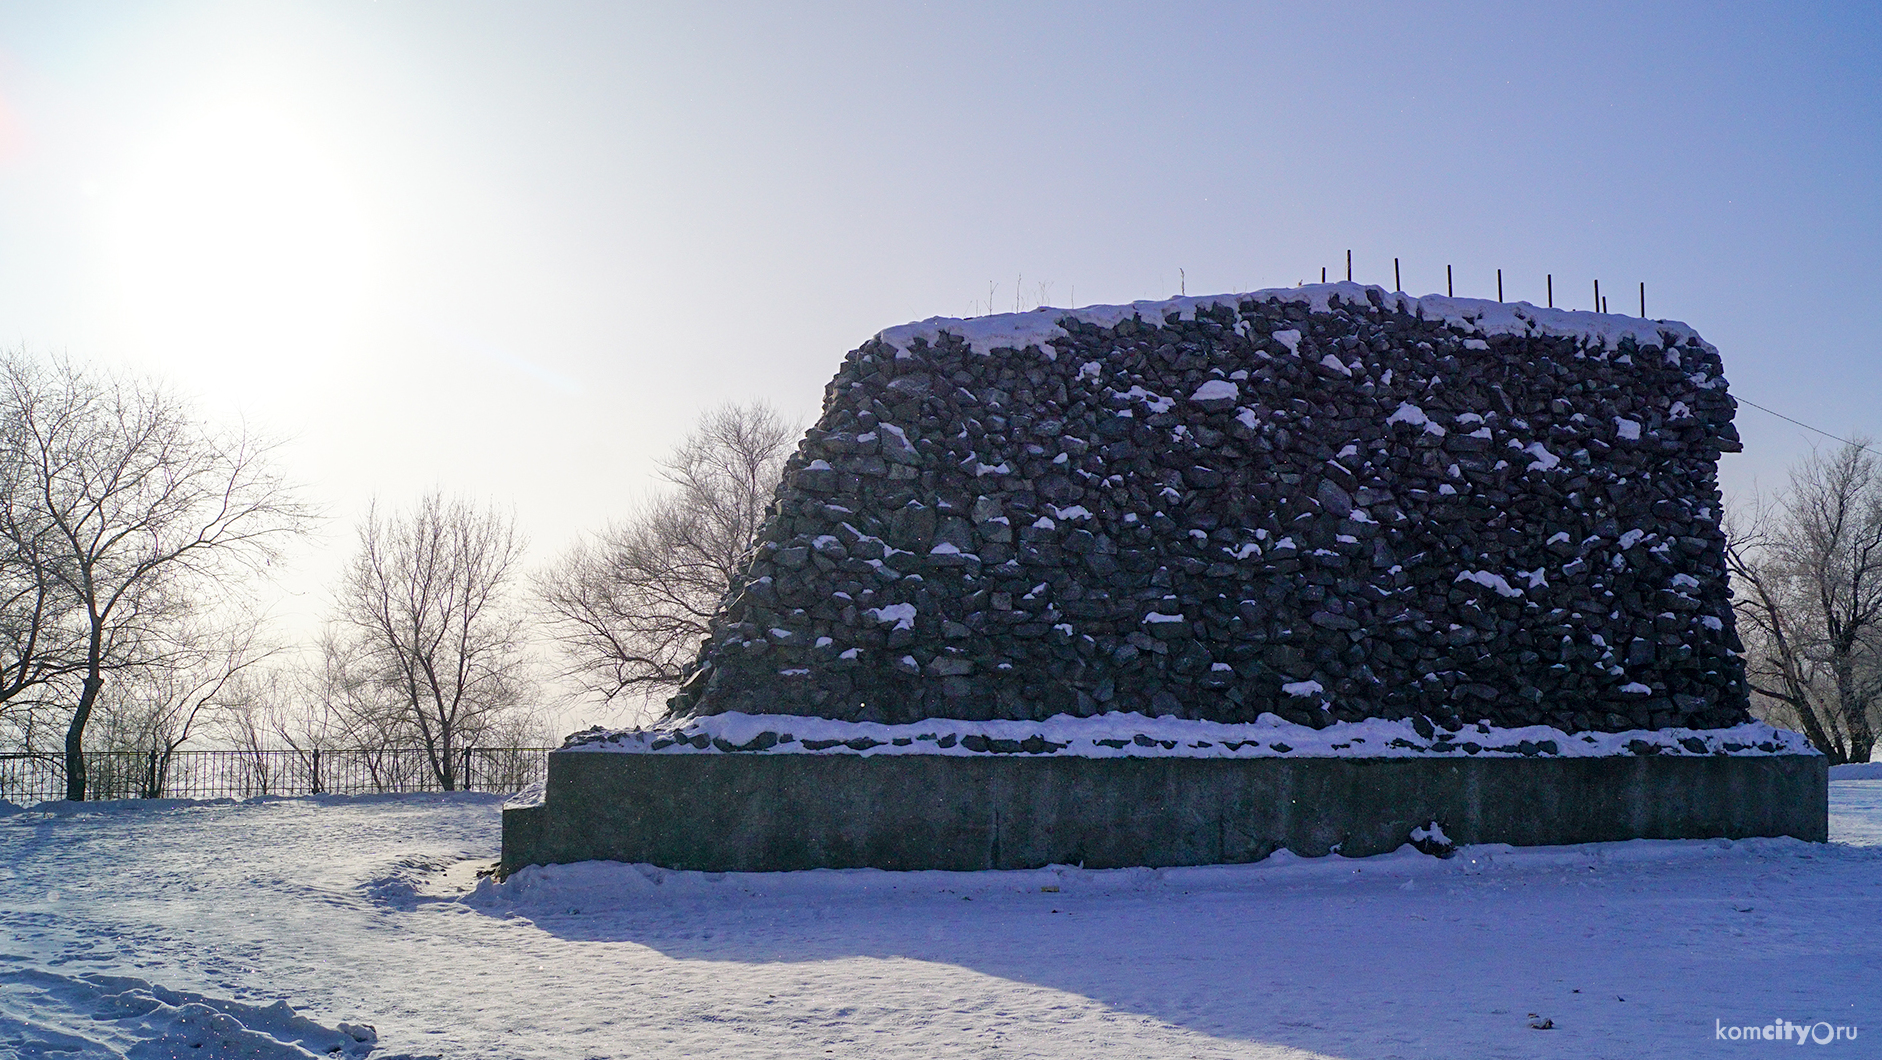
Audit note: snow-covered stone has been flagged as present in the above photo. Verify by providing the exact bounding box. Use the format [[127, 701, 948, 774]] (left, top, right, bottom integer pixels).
[[677, 283, 1749, 736]]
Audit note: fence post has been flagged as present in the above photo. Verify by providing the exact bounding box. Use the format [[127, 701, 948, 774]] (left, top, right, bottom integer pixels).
[[311, 748, 322, 796], [462, 747, 474, 791]]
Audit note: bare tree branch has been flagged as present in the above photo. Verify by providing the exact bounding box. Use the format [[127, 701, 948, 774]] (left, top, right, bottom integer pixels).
[[90, 610, 280, 796], [1729, 439, 1882, 764], [535, 402, 795, 712]]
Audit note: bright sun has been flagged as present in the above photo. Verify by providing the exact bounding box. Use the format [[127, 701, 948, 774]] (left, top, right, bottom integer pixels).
[[107, 101, 372, 374]]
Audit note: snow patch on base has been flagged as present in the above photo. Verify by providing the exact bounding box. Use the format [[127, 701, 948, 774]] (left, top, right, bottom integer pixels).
[[562, 711, 1813, 760], [505, 780, 547, 810]]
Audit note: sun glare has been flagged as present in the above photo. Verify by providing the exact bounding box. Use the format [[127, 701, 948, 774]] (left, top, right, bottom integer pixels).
[[106, 102, 372, 376]]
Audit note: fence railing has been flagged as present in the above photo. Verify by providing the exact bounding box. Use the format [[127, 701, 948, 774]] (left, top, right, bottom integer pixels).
[[0, 746, 553, 805]]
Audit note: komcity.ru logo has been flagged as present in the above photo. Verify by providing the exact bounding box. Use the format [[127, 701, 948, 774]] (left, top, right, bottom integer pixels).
[[1716, 1020, 1859, 1045]]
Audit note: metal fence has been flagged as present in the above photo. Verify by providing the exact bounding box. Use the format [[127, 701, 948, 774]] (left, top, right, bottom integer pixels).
[[0, 746, 552, 805]]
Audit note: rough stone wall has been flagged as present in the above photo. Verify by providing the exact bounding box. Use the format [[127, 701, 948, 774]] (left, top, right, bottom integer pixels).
[[669, 284, 1750, 733]]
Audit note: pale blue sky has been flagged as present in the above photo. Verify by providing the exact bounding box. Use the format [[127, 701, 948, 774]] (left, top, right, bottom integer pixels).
[[1, 2, 1877, 718]]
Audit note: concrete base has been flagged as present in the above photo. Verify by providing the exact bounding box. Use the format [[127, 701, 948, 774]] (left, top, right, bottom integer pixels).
[[501, 752, 1828, 874]]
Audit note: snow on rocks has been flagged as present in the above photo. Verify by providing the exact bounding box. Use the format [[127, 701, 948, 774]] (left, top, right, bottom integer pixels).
[[1408, 820, 1457, 858], [680, 282, 1751, 736], [877, 306, 1072, 361], [865, 603, 918, 631], [1455, 570, 1524, 598], [1188, 378, 1239, 410], [1517, 440, 1561, 470], [1386, 402, 1445, 436], [562, 711, 1812, 760]]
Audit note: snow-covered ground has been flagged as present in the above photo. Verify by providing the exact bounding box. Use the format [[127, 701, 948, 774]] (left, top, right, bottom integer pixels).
[[3, 784, 1879, 1059]]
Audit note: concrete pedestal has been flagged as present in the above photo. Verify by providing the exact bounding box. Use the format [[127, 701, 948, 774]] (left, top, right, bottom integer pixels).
[[501, 751, 1827, 873]]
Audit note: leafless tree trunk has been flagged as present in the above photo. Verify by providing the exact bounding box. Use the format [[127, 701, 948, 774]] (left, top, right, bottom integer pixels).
[[1728, 440, 1882, 765], [336, 493, 531, 790], [0, 354, 311, 798], [536, 402, 795, 710]]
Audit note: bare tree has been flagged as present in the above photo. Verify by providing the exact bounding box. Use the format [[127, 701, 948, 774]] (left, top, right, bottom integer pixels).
[[214, 667, 310, 797], [1728, 439, 1882, 765], [335, 493, 532, 789], [91, 613, 276, 797], [536, 402, 795, 709], [277, 630, 389, 747], [250, 628, 418, 793], [0, 353, 311, 798]]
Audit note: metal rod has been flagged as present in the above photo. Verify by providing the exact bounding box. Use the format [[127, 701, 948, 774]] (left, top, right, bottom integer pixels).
[[1547, 274, 1552, 308], [1346, 249, 1352, 282], [1497, 269, 1503, 302], [1594, 278, 1600, 311], [1447, 265, 1453, 297], [1322, 267, 1327, 283], [1639, 281, 1645, 317], [1394, 257, 1401, 292]]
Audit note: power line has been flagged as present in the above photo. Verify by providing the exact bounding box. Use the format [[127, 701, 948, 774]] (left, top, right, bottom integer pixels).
[[1737, 397, 1881, 458]]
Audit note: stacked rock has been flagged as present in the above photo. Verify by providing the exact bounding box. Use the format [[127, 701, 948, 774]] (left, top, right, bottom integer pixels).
[[667, 284, 1750, 734]]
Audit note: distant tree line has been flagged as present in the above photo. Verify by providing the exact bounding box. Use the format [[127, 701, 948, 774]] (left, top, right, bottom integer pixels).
[[2, 347, 794, 798]]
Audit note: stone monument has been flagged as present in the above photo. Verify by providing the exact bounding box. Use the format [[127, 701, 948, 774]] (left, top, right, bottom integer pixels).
[[503, 284, 1826, 874]]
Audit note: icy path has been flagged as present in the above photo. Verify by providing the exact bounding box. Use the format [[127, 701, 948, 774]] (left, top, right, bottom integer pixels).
[[0, 786, 1878, 1059]]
